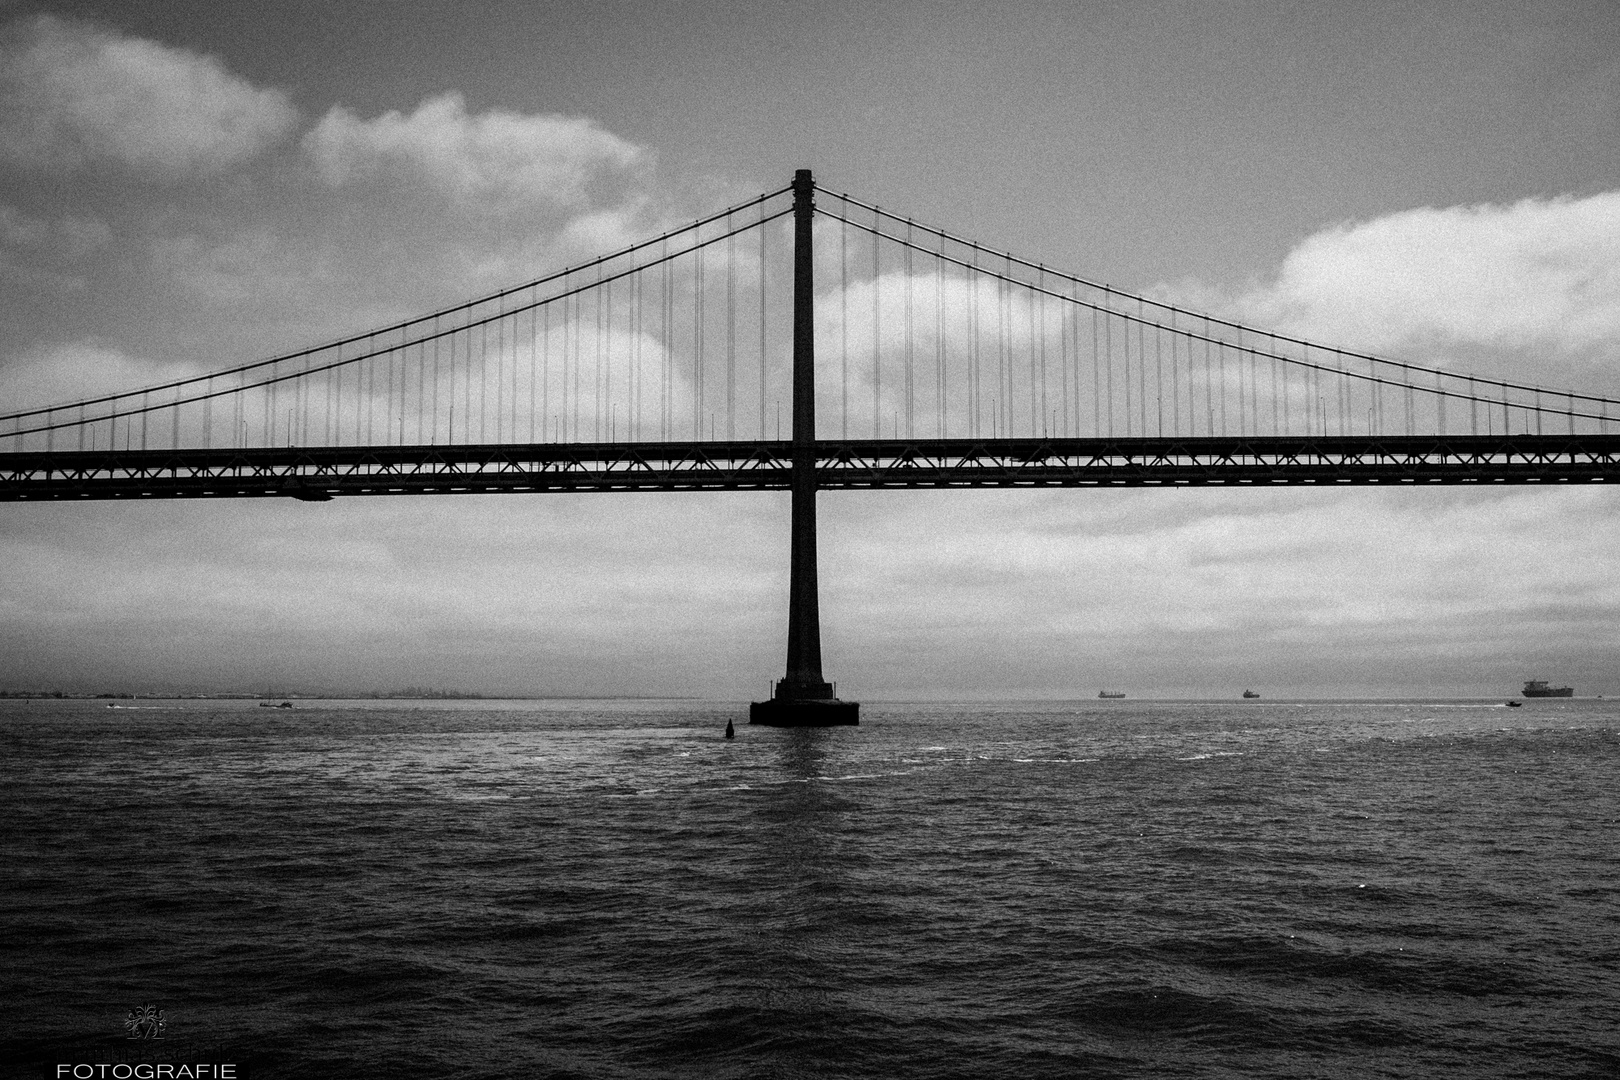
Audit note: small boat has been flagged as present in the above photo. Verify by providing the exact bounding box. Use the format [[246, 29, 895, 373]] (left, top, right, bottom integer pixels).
[[1097, 690, 1125, 699], [258, 701, 293, 709], [1505, 700, 1522, 708], [1242, 689, 1259, 699]]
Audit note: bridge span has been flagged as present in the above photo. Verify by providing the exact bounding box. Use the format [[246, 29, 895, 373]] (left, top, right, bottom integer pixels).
[[4, 434, 1620, 500], [6, 169, 1619, 723]]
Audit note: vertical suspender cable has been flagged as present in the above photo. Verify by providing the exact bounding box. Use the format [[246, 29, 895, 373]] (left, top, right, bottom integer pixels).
[[431, 316, 440, 445], [1107, 292, 1118, 438], [496, 300, 504, 444], [1038, 275, 1048, 437], [1232, 327, 1242, 437], [937, 251, 946, 437], [1170, 311, 1180, 437], [1143, 300, 1156, 437], [1028, 274, 1038, 435], [568, 290, 578, 442], [465, 321, 475, 443], [841, 212, 849, 440], [970, 250, 980, 438], [630, 273, 639, 440], [1152, 309, 1162, 437], [1435, 369, 1444, 437], [1270, 338, 1278, 437], [695, 241, 705, 439], [561, 294, 571, 441], [541, 303, 550, 442], [1091, 301, 1099, 438], [1203, 322, 1213, 437], [598, 281, 608, 443], [727, 218, 736, 440], [1139, 313, 1148, 438], [997, 274, 1007, 437], [1100, 300, 1110, 438], [1127, 302, 1140, 437], [1122, 299, 1133, 438], [1283, 350, 1292, 437], [1060, 285, 1070, 437], [904, 221, 914, 439], [1248, 333, 1258, 438], [760, 202, 768, 440], [662, 244, 671, 441], [872, 216, 881, 439], [530, 303, 538, 444]]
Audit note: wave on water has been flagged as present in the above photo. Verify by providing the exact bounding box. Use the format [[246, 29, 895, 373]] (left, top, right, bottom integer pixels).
[[3, 698, 1617, 1078]]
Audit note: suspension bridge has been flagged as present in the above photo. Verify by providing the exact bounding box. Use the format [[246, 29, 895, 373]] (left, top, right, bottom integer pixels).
[[4, 170, 1619, 722]]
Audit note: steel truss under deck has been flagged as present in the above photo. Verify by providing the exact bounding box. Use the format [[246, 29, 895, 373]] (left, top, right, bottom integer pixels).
[[4, 434, 1620, 500]]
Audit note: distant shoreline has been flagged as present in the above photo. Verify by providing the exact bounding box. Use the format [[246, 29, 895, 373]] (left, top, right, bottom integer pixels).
[[0, 691, 699, 702], [0, 692, 1603, 704]]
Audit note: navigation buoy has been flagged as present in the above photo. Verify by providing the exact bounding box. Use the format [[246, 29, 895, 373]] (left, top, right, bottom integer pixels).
[[724, 719, 735, 739]]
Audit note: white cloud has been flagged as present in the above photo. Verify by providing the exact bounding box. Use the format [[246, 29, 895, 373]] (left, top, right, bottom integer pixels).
[[147, 226, 329, 306], [0, 341, 197, 414], [1165, 192, 1620, 376], [817, 485, 1620, 697], [0, 15, 297, 178], [302, 92, 646, 210]]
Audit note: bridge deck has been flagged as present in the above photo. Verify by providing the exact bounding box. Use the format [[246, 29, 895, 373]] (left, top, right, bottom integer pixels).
[[4, 435, 1619, 500]]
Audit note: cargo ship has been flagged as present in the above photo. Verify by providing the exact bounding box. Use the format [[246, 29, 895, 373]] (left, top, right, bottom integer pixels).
[[1097, 690, 1125, 699], [1522, 680, 1573, 698]]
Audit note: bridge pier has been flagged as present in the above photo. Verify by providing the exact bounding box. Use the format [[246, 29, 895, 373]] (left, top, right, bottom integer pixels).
[[750, 170, 858, 727]]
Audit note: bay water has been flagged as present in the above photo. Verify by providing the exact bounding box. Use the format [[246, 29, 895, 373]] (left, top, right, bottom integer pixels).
[[3, 697, 1616, 1078]]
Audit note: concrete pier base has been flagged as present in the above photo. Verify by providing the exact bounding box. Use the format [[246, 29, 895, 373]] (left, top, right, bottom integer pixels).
[[748, 697, 860, 726]]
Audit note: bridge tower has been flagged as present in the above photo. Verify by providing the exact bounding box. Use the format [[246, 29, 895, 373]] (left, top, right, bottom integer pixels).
[[749, 170, 859, 726]]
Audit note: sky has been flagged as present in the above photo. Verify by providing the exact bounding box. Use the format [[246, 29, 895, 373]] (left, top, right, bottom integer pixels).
[[2, 0, 1619, 698]]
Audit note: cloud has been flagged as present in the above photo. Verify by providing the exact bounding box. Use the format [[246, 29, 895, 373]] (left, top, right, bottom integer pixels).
[[817, 485, 1620, 697], [0, 341, 198, 415], [0, 494, 788, 696], [0, 15, 297, 178], [302, 92, 646, 210], [1164, 192, 1620, 377], [147, 226, 330, 306], [0, 203, 111, 292], [0, 203, 107, 255]]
